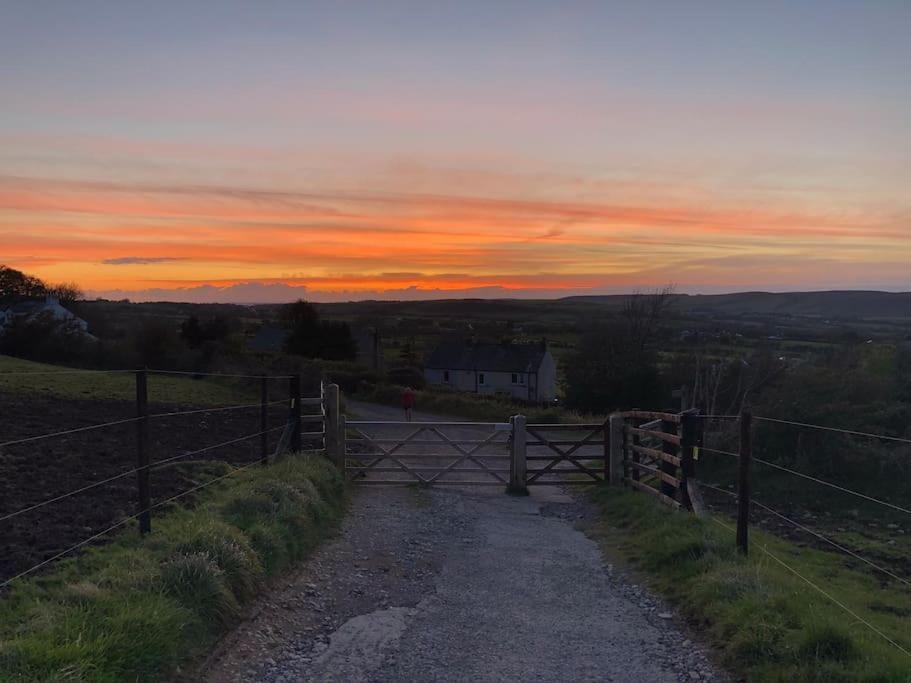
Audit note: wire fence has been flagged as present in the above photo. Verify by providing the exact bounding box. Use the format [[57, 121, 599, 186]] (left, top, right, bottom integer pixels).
[[0, 368, 327, 588], [691, 411, 911, 660]]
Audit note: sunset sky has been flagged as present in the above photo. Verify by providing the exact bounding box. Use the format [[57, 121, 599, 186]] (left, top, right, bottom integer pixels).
[[2, 2, 909, 302]]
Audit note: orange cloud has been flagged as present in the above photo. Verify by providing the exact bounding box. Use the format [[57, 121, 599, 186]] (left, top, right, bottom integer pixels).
[[3, 175, 910, 298]]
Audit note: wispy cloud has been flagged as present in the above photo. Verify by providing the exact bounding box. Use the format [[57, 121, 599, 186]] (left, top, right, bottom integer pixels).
[[102, 256, 186, 265]]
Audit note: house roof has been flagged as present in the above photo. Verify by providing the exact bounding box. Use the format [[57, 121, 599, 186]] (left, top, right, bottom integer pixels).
[[9, 300, 44, 314], [425, 340, 548, 373]]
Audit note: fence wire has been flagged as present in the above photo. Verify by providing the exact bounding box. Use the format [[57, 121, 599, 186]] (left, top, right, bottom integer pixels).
[[0, 457, 265, 589], [708, 515, 911, 659], [699, 445, 911, 517], [0, 425, 287, 524]]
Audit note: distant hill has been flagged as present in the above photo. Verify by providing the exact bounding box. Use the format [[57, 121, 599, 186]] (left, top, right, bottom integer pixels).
[[563, 291, 911, 319]]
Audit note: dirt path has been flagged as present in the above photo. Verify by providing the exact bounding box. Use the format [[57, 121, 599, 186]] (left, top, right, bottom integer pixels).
[[204, 403, 725, 682]]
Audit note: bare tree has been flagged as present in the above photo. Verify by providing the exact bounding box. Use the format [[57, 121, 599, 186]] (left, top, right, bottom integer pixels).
[[622, 285, 676, 352], [48, 281, 84, 306]]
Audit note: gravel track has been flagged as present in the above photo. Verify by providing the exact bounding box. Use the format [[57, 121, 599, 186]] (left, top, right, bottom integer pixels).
[[204, 403, 726, 682]]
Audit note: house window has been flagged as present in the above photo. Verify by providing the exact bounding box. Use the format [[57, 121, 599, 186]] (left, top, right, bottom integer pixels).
[[478, 372, 485, 385], [511, 373, 525, 385], [443, 370, 450, 383]]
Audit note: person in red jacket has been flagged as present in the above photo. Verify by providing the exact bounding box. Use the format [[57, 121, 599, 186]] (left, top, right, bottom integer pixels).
[[402, 386, 416, 422]]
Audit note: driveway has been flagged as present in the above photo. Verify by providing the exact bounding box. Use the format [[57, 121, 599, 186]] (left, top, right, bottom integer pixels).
[[204, 402, 725, 682]]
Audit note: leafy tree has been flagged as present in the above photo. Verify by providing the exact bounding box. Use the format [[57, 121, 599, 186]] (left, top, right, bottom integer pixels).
[[281, 299, 356, 361], [180, 315, 234, 349], [0, 265, 47, 303], [180, 316, 205, 348], [283, 300, 321, 357], [319, 320, 357, 361], [0, 313, 90, 362], [563, 288, 673, 412], [563, 321, 663, 412]]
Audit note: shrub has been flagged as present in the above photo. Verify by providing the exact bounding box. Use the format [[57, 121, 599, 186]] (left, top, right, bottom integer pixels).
[[176, 520, 262, 601]]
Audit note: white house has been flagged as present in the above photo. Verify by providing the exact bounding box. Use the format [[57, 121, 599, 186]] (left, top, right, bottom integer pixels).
[[1, 294, 90, 335], [424, 339, 557, 403]]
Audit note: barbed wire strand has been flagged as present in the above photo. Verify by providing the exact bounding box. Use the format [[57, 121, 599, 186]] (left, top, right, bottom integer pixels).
[[699, 446, 911, 518], [0, 457, 264, 589], [708, 515, 911, 658], [0, 425, 288, 523], [753, 416, 911, 446]]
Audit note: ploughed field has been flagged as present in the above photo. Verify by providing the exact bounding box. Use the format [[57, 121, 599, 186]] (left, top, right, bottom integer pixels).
[[0, 375, 306, 583]]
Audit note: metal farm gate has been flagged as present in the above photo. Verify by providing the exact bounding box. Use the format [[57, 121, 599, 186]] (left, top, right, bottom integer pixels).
[[340, 416, 609, 491]]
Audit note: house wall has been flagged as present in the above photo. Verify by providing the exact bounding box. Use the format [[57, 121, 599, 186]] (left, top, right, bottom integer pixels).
[[425, 362, 557, 402], [536, 351, 557, 402]]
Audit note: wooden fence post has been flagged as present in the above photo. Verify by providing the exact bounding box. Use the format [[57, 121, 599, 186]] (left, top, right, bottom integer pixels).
[[323, 383, 340, 467], [260, 375, 269, 465], [737, 409, 753, 554], [507, 415, 528, 495], [290, 374, 302, 453], [608, 414, 624, 485], [135, 369, 151, 535]]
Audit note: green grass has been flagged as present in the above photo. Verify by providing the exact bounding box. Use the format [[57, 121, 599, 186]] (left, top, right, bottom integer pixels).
[[355, 382, 598, 424], [587, 486, 911, 682], [0, 455, 346, 682], [0, 355, 255, 405]]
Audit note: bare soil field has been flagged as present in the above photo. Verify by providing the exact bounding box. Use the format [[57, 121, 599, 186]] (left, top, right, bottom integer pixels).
[[0, 391, 316, 582]]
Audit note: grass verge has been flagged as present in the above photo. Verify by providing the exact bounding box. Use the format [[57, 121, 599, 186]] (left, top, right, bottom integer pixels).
[[354, 382, 597, 423], [588, 486, 911, 682], [0, 455, 346, 682]]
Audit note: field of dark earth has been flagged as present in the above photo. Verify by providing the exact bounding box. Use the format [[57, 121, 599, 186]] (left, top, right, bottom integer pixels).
[[0, 391, 320, 582]]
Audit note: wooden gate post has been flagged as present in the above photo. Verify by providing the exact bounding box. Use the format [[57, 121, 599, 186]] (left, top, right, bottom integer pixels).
[[323, 383, 340, 467], [260, 375, 269, 465], [608, 414, 625, 485], [135, 369, 151, 535], [338, 414, 347, 477], [507, 414, 528, 495], [660, 418, 678, 499], [737, 409, 753, 554], [290, 374, 302, 453], [679, 410, 705, 515]]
